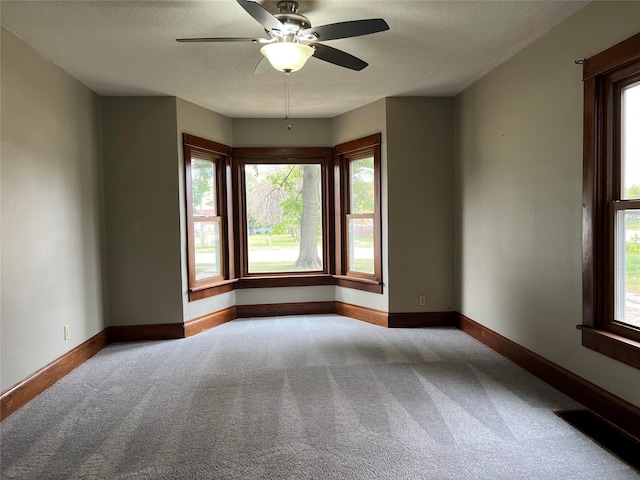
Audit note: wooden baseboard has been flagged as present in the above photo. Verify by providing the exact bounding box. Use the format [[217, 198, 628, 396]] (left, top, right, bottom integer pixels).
[[388, 311, 457, 328], [0, 330, 109, 421], [8, 307, 638, 441], [108, 323, 185, 342], [185, 307, 236, 337], [335, 301, 388, 327], [236, 301, 335, 318], [458, 313, 640, 439]]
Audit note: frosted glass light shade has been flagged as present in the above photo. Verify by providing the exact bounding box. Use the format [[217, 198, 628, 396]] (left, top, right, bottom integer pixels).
[[260, 42, 314, 72]]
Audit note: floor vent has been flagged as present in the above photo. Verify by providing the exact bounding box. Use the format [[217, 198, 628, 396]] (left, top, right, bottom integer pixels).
[[556, 410, 640, 472]]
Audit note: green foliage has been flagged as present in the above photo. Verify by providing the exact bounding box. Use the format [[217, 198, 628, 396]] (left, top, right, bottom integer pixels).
[[266, 166, 304, 237], [350, 157, 375, 213], [627, 234, 640, 256], [626, 184, 640, 199], [191, 159, 215, 211]]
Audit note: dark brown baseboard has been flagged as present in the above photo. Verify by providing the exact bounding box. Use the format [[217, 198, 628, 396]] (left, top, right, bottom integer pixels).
[[108, 323, 185, 342], [335, 301, 388, 327], [388, 311, 457, 328], [236, 301, 335, 318], [185, 307, 236, 337], [5, 306, 639, 442], [0, 330, 109, 421], [458, 313, 640, 439]]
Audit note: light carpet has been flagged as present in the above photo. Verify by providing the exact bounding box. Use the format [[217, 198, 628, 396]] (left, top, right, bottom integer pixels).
[[1, 314, 638, 479]]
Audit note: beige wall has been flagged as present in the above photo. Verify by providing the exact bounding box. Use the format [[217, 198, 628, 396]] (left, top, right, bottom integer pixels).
[[455, 1, 640, 407], [101, 97, 183, 326], [232, 118, 332, 147], [332, 99, 389, 312], [386, 98, 455, 313], [1, 29, 106, 390]]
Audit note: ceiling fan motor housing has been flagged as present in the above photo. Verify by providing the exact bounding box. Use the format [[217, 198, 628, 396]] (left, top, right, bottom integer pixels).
[[275, 1, 312, 36]]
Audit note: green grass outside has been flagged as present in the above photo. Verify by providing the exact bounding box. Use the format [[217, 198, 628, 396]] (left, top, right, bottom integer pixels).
[[197, 233, 375, 274], [626, 254, 640, 293]]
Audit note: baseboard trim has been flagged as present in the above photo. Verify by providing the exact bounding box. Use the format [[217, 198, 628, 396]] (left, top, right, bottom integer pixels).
[[236, 301, 335, 318], [458, 313, 640, 439], [6, 307, 639, 440], [388, 311, 458, 328], [108, 323, 185, 342], [185, 307, 236, 337], [335, 301, 388, 327], [0, 330, 109, 421]]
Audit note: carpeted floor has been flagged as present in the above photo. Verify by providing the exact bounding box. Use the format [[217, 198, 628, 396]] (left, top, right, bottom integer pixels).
[[1, 314, 638, 479]]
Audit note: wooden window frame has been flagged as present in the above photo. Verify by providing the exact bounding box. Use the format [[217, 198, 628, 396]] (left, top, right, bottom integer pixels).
[[581, 33, 640, 369], [232, 147, 335, 289], [335, 134, 383, 294], [184, 134, 235, 301]]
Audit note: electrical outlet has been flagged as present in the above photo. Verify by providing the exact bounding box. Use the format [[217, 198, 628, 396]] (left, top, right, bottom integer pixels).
[[419, 295, 426, 306], [64, 325, 70, 340]]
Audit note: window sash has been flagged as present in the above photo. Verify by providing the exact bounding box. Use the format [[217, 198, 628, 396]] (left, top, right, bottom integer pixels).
[[582, 33, 640, 368], [184, 134, 231, 293], [232, 149, 334, 280], [335, 134, 382, 289]]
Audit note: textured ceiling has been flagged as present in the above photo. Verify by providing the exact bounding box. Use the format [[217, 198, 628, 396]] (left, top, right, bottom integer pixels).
[[1, 0, 589, 118]]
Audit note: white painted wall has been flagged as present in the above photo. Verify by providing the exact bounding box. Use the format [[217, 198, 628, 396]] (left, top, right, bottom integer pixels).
[[1, 29, 106, 390], [101, 97, 183, 326], [455, 1, 640, 407], [386, 98, 455, 313], [332, 99, 389, 312], [176, 98, 236, 321]]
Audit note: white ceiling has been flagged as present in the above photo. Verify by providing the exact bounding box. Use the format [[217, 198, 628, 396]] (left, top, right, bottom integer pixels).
[[1, 0, 588, 118]]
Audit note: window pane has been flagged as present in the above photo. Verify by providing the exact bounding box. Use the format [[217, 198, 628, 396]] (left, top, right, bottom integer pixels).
[[348, 217, 374, 274], [245, 164, 323, 273], [191, 158, 216, 216], [349, 156, 375, 214], [615, 209, 640, 328], [622, 82, 640, 199], [194, 220, 221, 280]]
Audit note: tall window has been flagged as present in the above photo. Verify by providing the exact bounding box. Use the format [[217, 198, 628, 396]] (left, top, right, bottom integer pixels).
[[582, 33, 640, 369], [184, 134, 232, 297], [336, 134, 382, 292], [233, 148, 334, 283]]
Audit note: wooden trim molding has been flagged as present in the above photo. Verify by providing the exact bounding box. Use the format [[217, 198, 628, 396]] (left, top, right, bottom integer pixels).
[[388, 311, 458, 328], [583, 32, 640, 80], [335, 301, 388, 327], [185, 307, 237, 337], [458, 313, 640, 439], [237, 301, 335, 318], [108, 323, 185, 342], [0, 330, 109, 421], [7, 306, 638, 442], [578, 326, 640, 370], [188, 280, 237, 301]]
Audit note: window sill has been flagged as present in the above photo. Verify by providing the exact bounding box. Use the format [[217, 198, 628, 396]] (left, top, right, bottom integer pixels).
[[188, 274, 384, 301], [236, 275, 336, 289], [577, 326, 640, 370], [188, 279, 237, 301], [334, 275, 383, 294]]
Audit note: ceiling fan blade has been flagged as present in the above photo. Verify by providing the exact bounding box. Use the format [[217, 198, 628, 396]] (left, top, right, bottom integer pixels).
[[253, 56, 272, 75], [302, 19, 389, 41], [311, 43, 368, 71], [236, 0, 286, 33], [176, 37, 268, 43]]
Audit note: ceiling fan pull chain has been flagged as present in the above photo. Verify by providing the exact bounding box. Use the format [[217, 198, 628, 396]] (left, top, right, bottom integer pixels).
[[285, 72, 292, 130]]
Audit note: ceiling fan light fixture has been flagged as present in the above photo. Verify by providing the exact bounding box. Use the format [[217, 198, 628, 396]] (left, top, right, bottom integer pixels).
[[260, 42, 314, 72]]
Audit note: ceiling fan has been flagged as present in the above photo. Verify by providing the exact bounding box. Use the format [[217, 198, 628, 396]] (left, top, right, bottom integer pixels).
[[177, 0, 390, 73]]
